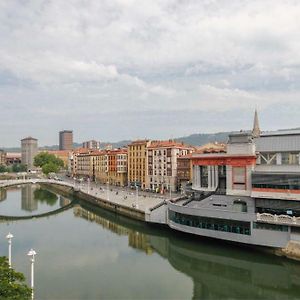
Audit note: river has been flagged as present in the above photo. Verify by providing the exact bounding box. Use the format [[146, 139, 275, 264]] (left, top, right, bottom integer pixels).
[[0, 184, 300, 299]]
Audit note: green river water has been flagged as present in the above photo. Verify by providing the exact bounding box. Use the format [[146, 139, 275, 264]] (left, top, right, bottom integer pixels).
[[0, 184, 300, 299]]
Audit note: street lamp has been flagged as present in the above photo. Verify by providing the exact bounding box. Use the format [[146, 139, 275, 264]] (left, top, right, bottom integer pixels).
[[6, 232, 13, 268], [106, 180, 110, 200], [135, 183, 139, 209], [27, 249, 37, 300], [87, 177, 90, 194]]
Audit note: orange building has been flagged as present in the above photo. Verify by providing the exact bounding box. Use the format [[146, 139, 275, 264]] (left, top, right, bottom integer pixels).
[[94, 149, 127, 186]]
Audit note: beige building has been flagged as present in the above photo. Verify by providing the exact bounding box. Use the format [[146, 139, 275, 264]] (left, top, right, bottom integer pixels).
[[128, 140, 151, 188], [147, 140, 194, 192], [21, 137, 38, 170], [83, 140, 100, 150], [75, 151, 97, 179], [0, 149, 6, 166]]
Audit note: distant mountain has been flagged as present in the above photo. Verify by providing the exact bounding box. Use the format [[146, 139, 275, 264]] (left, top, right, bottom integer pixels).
[[0, 132, 233, 152], [174, 132, 232, 146]]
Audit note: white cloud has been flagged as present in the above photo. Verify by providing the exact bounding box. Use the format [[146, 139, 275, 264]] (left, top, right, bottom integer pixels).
[[0, 0, 300, 145]]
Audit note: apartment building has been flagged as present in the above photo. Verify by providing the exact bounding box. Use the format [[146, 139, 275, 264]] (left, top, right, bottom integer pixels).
[[128, 140, 151, 188], [83, 140, 100, 150], [147, 140, 194, 192], [94, 149, 128, 186]]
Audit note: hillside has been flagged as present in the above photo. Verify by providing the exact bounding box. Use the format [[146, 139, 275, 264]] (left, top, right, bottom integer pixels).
[[1, 132, 232, 152]]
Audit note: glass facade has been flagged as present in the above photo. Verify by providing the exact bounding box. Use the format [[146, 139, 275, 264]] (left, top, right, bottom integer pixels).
[[252, 173, 300, 191], [200, 166, 208, 188], [169, 210, 251, 235], [253, 222, 288, 232], [281, 152, 299, 165], [255, 198, 300, 217]]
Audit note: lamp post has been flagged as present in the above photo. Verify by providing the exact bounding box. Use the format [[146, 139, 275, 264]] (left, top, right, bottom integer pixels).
[[27, 249, 37, 300], [135, 183, 139, 209], [107, 180, 110, 200], [87, 177, 90, 194], [169, 179, 172, 199], [6, 232, 13, 268]]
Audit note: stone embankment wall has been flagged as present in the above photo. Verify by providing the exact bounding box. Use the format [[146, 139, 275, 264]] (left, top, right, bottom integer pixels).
[[276, 241, 300, 261], [42, 183, 145, 221]]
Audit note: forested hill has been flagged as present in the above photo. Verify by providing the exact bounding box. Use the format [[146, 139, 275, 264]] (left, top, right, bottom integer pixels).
[[2, 132, 233, 151]]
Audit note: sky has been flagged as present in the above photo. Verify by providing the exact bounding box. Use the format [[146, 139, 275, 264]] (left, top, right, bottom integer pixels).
[[1, 0, 300, 147]]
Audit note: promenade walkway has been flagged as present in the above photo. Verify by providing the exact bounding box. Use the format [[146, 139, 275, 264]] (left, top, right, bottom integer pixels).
[[0, 179, 171, 213]]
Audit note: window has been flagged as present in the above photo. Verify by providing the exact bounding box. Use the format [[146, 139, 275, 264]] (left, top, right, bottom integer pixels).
[[253, 222, 288, 232], [260, 153, 277, 165], [233, 167, 246, 190], [169, 210, 251, 235], [252, 173, 300, 191], [200, 166, 208, 188], [281, 152, 299, 165]]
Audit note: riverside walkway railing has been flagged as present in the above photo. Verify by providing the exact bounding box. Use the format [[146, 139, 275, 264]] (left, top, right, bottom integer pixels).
[[0, 179, 75, 189], [256, 212, 300, 227]]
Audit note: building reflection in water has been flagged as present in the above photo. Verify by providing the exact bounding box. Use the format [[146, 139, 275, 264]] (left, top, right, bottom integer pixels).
[[0, 188, 7, 202], [73, 205, 153, 255], [59, 196, 71, 207], [21, 185, 38, 212], [74, 203, 300, 300]]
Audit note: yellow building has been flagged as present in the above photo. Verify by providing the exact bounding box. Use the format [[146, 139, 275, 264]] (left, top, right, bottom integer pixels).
[[128, 140, 151, 189], [0, 149, 6, 166], [94, 150, 109, 184], [94, 149, 127, 186]]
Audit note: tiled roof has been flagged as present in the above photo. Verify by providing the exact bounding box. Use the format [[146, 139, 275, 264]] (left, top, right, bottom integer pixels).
[[148, 140, 193, 149]]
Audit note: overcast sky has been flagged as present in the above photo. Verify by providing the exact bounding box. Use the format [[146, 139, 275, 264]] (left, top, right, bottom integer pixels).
[[1, 0, 300, 147]]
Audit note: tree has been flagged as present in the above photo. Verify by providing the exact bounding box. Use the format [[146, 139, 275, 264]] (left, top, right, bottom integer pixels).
[[11, 164, 27, 173], [34, 152, 64, 175], [0, 256, 31, 299], [0, 165, 8, 173]]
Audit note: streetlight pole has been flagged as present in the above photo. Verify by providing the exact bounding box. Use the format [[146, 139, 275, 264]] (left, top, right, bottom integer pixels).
[[107, 180, 109, 200], [135, 184, 139, 209], [87, 177, 90, 194], [6, 233, 13, 268], [27, 249, 37, 300], [169, 179, 172, 199]]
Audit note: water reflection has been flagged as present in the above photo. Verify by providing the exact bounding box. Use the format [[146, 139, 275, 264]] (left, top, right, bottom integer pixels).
[[0, 185, 67, 216], [21, 185, 37, 211], [75, 203, 300, 300], [0, 188, 7, 202]]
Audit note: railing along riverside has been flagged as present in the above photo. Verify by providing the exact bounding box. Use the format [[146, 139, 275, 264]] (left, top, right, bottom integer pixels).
[[0, 179, 75, 189], [256, 212, 300, 226]]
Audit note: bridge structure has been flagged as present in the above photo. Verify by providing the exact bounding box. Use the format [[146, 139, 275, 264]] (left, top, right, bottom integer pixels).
[[0, 179, 77, 221], [0, 178, 76, 189]]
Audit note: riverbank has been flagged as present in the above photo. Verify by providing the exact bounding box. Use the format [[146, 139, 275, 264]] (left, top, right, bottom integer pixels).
[[41, 182, 167, 222], [3, 180, 300, 262]]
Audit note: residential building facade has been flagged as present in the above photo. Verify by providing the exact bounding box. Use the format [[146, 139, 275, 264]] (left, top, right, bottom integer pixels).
[[128, 140, 151, 188], [83, 140, 100, 150], [0, 149, 6, 166], [147, 140, 194, 192], [94, 149, 127, 186], [6, 153, 21, 165]]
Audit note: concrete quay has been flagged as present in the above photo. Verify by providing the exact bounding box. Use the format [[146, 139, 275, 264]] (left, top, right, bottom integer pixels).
[[0, 179, 181, 222]]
